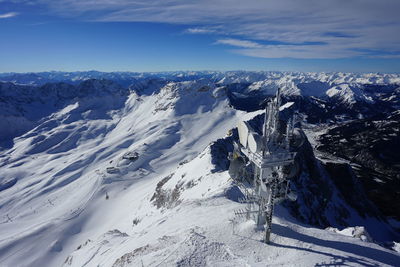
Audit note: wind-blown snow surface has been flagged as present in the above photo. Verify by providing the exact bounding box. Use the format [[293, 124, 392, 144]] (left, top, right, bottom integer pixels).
[[0, 77, 399, 266]]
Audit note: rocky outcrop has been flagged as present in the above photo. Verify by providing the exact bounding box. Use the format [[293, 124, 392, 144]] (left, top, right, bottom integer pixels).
[[317, 115, 400, 220]]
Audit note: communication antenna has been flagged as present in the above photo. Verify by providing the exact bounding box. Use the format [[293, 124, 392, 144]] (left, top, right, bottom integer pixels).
[[229, 88, 303, 243]]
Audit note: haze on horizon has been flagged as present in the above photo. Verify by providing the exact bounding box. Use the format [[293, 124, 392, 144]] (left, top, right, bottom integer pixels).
[[1, 0, 400, 73]]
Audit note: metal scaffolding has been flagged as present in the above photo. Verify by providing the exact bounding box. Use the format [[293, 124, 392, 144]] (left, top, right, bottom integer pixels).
[[229, 88, 303, 243]]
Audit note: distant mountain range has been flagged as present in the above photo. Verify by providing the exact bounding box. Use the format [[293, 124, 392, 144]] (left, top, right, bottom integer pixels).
[[1, 70, 399, 86]]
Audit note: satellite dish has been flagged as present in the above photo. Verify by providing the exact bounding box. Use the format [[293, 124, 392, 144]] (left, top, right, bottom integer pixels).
[[248, 131, 263, 153], [237, 120, 251, 148], [287, 190, 298, 202], [291, 128, 306, 148]]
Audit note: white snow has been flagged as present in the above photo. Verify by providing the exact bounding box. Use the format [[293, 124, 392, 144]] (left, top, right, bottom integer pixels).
[[0, 78, 399, 266]]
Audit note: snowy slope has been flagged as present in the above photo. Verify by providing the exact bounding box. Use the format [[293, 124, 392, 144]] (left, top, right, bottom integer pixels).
[[0, 78, 399, 266], [60, 148, 400, 267], [0, 80, 257, 266]]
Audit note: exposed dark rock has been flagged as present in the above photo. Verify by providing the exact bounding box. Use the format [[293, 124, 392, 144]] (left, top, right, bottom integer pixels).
[[150, 173, 182, 209], [323, 161, 381, 219], [122, 152, 139, 161], [318, 116, 400, 220], [209, 134, 235, 173]]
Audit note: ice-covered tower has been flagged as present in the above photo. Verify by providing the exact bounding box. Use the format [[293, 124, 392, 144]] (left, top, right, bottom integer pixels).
[[229, 88, 304, 243]]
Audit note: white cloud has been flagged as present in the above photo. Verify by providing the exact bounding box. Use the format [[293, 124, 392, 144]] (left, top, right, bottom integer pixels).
[[233, 45, 363, 59], [0, 12, 18, 19], [215, 39, 365, 59], [215, 38, 262, 49], [186, 28, 216, 34], [13, 0, 400, 59]]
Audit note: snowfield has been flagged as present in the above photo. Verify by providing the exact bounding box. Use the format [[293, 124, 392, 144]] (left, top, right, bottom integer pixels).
[[0, 75, 399, 266]]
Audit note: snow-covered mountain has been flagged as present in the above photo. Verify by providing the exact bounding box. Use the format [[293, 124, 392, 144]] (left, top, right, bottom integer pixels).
[[1, 70, 399, 89], [0, 72, 399, 266], [1, 71, 399, 112]]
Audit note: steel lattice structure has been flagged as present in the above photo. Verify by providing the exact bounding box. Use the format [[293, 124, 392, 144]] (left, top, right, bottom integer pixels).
[[229, 88, 304, 243]]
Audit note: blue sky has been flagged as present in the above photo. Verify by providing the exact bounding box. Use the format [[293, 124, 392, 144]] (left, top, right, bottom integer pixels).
[[1, 0, 400, 73]]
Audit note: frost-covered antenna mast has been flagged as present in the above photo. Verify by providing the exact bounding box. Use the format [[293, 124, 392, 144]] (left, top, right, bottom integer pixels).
[[229, 87, 304, 243]]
